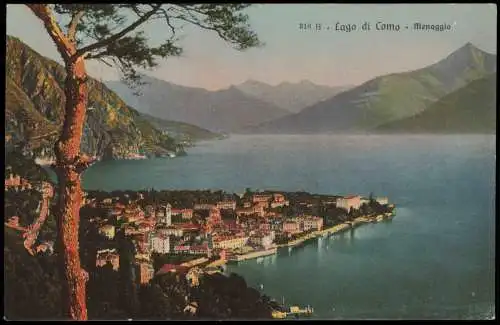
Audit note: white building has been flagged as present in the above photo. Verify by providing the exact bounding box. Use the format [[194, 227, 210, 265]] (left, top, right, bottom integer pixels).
[[194, 203, 216, 210], [150, 234, 170, 254], [216, 200, 237, 210], [158, 226, 184, 237], [336, 195, 362, 211], [166, 203, 172, 226], [213, 236, 249, 250], [376, 197, 389, 205], [157, 204, 172, 226], [249, 231, 275, 249], [270, 200, 290, 208], [301, 216, 323, 231]]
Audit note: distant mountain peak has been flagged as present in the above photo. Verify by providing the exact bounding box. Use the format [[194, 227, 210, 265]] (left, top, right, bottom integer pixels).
[[107, 75, 290, 133], [298, 79, 314, 85], [427, 41, 496, 82], [455, 42, 493, 56], [244, 43, 496, 134], [277, 80, 312, 86], [241, 79, 269, 86]]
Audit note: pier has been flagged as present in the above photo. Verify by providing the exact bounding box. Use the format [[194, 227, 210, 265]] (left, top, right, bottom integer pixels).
[[226, 247, 277, 263], [271, 305, 314, 319]]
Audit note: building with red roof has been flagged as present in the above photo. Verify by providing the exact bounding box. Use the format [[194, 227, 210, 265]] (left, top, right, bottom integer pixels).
[[156, 263, 190, 276]]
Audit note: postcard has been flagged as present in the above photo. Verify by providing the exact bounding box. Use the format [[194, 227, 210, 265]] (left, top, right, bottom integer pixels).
[[4, 3, 496, 321]]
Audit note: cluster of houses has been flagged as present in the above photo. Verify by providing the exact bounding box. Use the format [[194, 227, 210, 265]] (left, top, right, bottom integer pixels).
[[4, 172, 54, 198], [5, 172, 33, 191], [84, 191, 389, 286], [4, 173, 55, 256]]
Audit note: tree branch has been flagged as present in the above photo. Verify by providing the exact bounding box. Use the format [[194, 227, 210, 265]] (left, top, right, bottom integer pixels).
[[67, 10, 85, 42], [171, 14, 228, 43], [75, 4, 162, 57], [97, 57, 114, 67], [154, 8, 176, 39], [86, 50, 111, 60], [26, 4, 75, 61]]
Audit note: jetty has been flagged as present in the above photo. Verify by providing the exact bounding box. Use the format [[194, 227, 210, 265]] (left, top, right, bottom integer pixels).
[[226, 246, 277, 263], [271, 302, 314, 319], [277, 223, 352, 249], [313, 222, 351, 237], [277, 207, 397, 251], [288, 305, 314, 317]]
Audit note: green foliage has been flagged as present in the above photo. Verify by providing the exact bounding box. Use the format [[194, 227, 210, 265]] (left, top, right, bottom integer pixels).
[[4, 228, 63, 320], [4, 188, 42, 225], [87, 264, 129, 319], [5, 149, 50, 183], [138, 272, 272, 320]]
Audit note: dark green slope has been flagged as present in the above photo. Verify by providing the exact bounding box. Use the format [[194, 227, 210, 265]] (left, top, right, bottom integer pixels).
[[139, 113, 222, 144], [244, 43, 496, 134], [377, 74, 496, 133]]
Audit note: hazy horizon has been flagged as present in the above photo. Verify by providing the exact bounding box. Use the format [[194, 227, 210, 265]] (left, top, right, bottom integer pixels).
[[7, 4, 497, 91]]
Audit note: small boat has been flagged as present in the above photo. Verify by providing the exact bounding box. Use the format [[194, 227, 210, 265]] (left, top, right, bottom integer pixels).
[[260, 284, 264, 290], [271, 310, 287, 319]]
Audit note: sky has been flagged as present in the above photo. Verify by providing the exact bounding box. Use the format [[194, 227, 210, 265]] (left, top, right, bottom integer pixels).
[[6, 4, 497, 90]]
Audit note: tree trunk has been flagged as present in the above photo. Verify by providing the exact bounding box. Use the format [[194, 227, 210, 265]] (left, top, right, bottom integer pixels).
[[53, 56, 89, 320]]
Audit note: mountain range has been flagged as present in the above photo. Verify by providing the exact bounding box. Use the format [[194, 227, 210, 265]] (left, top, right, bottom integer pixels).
[[243, 43, 496, 134], [235, 79, 353, 113], [106, 77, 291, 133], [5, 36, 217, 160], [6, 34, 495, 158], [377, 73, 496, 133], [139, 113, 224, 143]]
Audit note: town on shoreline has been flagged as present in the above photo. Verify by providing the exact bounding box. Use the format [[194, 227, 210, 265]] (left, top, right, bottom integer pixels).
[[80, 188, 395, 268], [5, 174, 395, 317]]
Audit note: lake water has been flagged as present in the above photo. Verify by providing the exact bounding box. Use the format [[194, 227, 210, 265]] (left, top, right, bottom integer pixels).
[[81, 135, 495, 320]]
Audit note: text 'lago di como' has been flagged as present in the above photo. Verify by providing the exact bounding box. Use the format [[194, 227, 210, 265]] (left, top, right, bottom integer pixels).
[[299, 21, 455, 32]]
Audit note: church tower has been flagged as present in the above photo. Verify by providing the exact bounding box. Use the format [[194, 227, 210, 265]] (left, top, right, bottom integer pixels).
[[166, 203, 172, 226]]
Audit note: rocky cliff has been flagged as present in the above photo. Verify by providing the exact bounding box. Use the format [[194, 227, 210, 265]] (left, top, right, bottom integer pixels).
[[5, 35, 184, 160]]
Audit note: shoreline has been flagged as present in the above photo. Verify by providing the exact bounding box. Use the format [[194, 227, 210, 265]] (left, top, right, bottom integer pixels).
[[227, 247, 278, 263], [277, 209, 396, 249]]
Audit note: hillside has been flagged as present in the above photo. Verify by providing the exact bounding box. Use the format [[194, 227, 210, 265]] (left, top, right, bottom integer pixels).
[[244, 43, 496, 134], [4, 226, 63, 320], [139, 113, 223, 144], [106, 76, 290, 133], [4, 224, 276, 320], [376, 74, 496, 133], [236, 79, 353, 113], [5, 35, 184, 160]]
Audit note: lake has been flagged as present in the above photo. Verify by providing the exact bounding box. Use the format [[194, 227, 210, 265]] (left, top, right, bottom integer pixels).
[[81, 134, 495, 320]]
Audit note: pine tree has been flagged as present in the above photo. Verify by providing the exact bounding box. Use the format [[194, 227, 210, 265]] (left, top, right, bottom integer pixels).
[[25, 4, 261, 319]]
